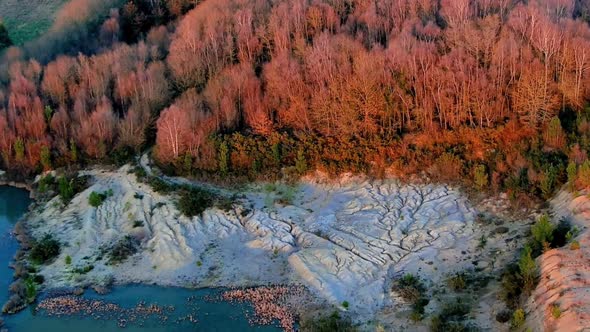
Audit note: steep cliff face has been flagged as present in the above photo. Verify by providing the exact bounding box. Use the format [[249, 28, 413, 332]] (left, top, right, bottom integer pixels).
[[527, 191, 590, 332]]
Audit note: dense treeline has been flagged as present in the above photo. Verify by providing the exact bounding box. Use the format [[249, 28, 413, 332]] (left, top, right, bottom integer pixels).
[[2, 0, 590, 199]]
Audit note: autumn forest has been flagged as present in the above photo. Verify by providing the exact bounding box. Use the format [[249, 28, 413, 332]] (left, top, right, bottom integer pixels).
[[2, 0, 590, 201]]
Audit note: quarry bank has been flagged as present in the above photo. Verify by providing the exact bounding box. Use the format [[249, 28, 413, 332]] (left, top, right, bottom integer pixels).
[[0, 157, 588, 331]]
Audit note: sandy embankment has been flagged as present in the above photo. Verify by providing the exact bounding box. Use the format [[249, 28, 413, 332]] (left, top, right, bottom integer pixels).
[[24, 163, 532, 329], [526, 190, 590, 332]]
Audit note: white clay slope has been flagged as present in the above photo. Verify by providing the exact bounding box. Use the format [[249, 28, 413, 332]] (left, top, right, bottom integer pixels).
[[26, 165, 520, 328]]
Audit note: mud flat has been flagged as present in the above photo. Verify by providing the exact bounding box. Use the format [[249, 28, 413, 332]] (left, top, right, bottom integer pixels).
[[22, 165, 537, 330]]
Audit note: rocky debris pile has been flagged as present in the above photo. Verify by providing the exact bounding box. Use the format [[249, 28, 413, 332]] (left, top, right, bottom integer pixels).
[[37, 296, 174, 328], [222, 285, 306, 332]]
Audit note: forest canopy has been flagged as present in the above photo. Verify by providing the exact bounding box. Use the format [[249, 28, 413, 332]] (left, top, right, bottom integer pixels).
[[1, 0, 590, 200]]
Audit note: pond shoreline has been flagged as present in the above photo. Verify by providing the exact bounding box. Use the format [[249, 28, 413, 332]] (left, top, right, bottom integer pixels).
[[0, 185, 293, 331]]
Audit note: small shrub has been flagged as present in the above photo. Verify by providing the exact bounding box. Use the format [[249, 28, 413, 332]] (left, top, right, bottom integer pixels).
[[393, 274, 430, 322], [570, 241, 581, 250], [147, 176, 175, 193], [32, 274, 44, 284], [300, 311, 356, 332], [65, 255, 72, 265], [295, 149, 308, 175], [409, 310, 423, 322], [177, 188, 214, 217], [512, 308, 525, 328], [196, 260, 202, 267], [430, 298, 471, 332], [342, 301, 349, 309], [23, 277, 37, 303], [88, 191, 107, 207], [215, 196, 234, 212], [73, 265, 94, 274], [550, 303, 561, 319], [500, 264, 523, 309], [567, 162, 577, 192], [58, 176, 74, 203], [474, 164, 488, 189], [37, 175, 56, 193], [531, 214, 554, 252], [577, 160, 590, 189], [393, 274, 426, 303], [30, 235, 60, 264], [107, 236, 139, 265], [132, 220, 144, 228], [519, 246, 537, 293], [218, 140, 230, 177], [448, 273, 467, 292], [58, 175, 89, 203], [133, 166, 147, 179], [111, 146, 134, 166], [478, 235, 487, 250]]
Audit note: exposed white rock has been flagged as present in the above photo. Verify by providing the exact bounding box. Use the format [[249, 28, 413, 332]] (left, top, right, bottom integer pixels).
[[25, 165, 530, 329]]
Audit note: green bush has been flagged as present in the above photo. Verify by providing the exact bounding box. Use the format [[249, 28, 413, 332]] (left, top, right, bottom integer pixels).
[[539, 166, 557, 199], [551, 304, 561, 319], [394, 274, 426, 303], [531, 214, 554, 252], [111, 146, 134, 166], [89, 191, 107, 207], [393, 274, 429, 321], [218, 141, 230, 177], [58, 174, 89, 203], [65, 255, 72, 265], [518, 246, 537, 293], [567, 162, 577, 191], [37, 175, 56, 193], [447, 273, 467, 292], [40, 146, 51, 170], [499, 265, 523, 309], [430, 298, 471, 332], [133, 166, 147, 179], [147, 176, 175, 193], [58, 176, 75, 203], [578, 160, 590, 188], [107, 236, 139, 265], [474, 165, 488, 189], [177, 188, 214, 217], [30, 235, 60, 264], [73, 265, 94, 274], [342, 301, 349, 309], [295, 149, 308, 175], [300, 311, 356, 332], [511, 308, 526, 328], [23, 277, 37, 303]]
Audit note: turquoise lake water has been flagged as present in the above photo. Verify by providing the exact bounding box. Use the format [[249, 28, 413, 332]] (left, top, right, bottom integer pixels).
[[0, 186, 281, 331]]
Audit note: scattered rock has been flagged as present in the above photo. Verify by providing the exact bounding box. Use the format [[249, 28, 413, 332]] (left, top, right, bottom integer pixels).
[[92, 285, 111, 295], [73, 287, 85, 296]]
